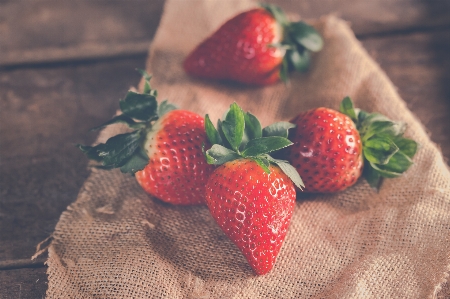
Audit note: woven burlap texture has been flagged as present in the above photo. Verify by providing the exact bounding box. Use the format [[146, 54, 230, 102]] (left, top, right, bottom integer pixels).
[[46, 0, 450, 298]]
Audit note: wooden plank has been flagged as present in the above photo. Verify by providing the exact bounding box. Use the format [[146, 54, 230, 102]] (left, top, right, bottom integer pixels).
[[0, 0, 165, 66], [1, 0, 450, 66], [0, 267, 47, 299], [274, 0, 450, 36], [361, 29, 450, 161], [0, 56, 147, 262]]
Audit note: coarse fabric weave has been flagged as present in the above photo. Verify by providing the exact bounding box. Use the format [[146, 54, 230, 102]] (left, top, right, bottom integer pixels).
[[46, 0, 450, 298]]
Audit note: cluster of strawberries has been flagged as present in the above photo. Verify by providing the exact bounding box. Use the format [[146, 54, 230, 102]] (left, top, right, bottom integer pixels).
[[79, 5, 418, 275]]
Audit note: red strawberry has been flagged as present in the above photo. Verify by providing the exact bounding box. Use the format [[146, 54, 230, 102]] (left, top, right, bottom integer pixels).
[[135, 109, 214, 205], [286, 97, 418, 192], [203, 102, 303, 274], [287, 106, 363, 192], [184, 4, 323, 86], [79, 71, 214, 205], [206, 159, 296, 275]]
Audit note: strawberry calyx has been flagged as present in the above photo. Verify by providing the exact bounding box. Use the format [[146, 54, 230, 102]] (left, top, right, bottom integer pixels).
[[339, 97, 419, 189], [204, 102, 304, 189], [78, 70, 177, 174], [261, 3, 324, 81]]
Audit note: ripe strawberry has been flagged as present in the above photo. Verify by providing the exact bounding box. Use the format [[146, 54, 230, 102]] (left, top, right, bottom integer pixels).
[[135, 109, 214, 205], [287, 105, 363, 192], [286, 97, 418, 192], [203, 102, 303, 275], [183, 4, 323, 85], [78, 70, 214, 205], [206, 159, 296, 275]]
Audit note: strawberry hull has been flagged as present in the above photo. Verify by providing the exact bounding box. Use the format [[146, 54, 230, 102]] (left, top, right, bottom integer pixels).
[[205, 159, 296, 275]]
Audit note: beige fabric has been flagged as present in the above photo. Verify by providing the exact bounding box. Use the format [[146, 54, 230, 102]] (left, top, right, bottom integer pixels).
[[46, 0, 450, 298]]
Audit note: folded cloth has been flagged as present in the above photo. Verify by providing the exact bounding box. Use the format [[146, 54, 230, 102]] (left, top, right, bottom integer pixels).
[[46, 0, 450, 298]]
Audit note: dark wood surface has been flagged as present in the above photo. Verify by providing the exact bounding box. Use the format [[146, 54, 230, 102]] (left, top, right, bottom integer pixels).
[[1, 1, 449, 298]]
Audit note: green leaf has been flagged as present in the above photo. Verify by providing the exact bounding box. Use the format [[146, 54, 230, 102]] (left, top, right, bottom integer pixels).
[[90, 114, 145, 131], [377, 122, 406, 138], [225, 102, 244, 124], [279, 57, 289, 83], [205, 144, 241, 165], [360, 113, 391, 128], [358, 111, 406, 141], [78, 131, 143, 168], [205, 114, 222, 145], [267, 156, 304, 189], [241, 137, 292, 157], [240, 127, 250, 150], [252, 157, 270, 174], [136, 69, 152, 94], [356, 109, 369, 125], [244, 112, 262, 140], [288, 21, 323, 52], [136, 68, 152, 81], [119, 148, 149, 173], [157, 100, 177, 117], [262, 122, 296, 138], [369, 162, 402, 179], [143, 81, 151, 94], [376, 151, 413, 174], [339, 96, 357, 123], [78, 144, 102, 162], [359, 111, 389, 125], [221, 121, 241, 151], [222, 103, 245, 151], [96, 131, 142, 167], [120, 91, 158, 121], [261, 3, 289, 26], [361, 120, 396, 141], [363, 161, 382, 190], [394, 136, 418, 158], [149, 89, 158, 97], [217, 119, 232, 149], [287, 48, 310, 72], [363, 137, 399, 165]]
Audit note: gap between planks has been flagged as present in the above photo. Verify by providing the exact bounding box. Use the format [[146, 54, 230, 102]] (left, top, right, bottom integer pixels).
[[0, 41, 151, 69], [2, 25, 450, 69], [0, 258, 47, 271]]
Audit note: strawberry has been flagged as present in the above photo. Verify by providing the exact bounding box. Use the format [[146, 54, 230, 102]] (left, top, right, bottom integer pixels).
[[134, 109, 214, 205], [286, 97, 418, 192], [183, 4, 323, 85], [78, 70, 214, 205], [286, 102, 363, 192], [203, 103, 303, 275]]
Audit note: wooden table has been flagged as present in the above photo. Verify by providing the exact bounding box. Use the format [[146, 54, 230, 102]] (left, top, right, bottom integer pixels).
[[1, 1, 449, 297]]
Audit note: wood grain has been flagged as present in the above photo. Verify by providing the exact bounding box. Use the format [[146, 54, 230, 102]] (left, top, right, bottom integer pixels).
[[2, 0, 450, 66], [0, 0, 164, 66], [362, 29, 450, 161], [0, 267, 47, 299], [0, 57, 146, 262], [274, 0, 450, 36]]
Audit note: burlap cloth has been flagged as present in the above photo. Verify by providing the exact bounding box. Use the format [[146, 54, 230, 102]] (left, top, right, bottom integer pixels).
[[45, 0, 450, 298]]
